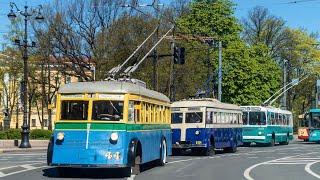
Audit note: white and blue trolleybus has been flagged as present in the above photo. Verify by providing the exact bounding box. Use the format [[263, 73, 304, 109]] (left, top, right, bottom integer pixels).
[[171, 98, 243, 155]]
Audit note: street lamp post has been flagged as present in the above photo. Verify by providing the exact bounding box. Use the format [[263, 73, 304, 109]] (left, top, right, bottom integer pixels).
[[7, 2, 44, 148]]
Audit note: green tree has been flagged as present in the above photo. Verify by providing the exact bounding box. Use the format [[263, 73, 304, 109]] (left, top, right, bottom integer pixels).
[[222, 41, 281, 105]]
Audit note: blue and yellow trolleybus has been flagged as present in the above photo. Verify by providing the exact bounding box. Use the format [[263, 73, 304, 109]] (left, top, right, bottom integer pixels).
[[47, 79, 172, 175], [241, 106, 293, 146], [298, 109, 320, 142], [171, 98, 243, 155]]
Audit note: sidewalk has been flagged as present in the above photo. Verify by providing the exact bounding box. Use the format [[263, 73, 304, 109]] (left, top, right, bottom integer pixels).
[[0, 146, 47, 154], [0, 140, 48, 154]]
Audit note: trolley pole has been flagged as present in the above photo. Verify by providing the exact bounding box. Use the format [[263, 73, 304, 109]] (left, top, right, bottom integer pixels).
[[218, 41, 222, 101]]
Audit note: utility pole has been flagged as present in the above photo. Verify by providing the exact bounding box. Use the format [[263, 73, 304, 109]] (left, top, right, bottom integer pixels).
[[218, 41, 222, 101], [282, 60, 287, 110]]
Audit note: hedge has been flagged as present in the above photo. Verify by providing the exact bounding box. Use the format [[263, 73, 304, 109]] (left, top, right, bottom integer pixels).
[[0, 129, 52, 139]]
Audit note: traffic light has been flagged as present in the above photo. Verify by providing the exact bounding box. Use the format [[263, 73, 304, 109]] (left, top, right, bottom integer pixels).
[[179, 47, 185, 64], [173, 46, 186, 65]]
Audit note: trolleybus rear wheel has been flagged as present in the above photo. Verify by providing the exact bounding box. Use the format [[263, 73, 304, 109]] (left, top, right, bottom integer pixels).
[[280, 135, 289, 145], [158, 139, 167, 166]]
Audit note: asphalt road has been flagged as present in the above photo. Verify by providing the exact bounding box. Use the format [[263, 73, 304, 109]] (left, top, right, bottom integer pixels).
[[1, 141, 320, 180]]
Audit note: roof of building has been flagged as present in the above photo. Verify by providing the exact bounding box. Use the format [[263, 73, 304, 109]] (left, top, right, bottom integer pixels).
[[171, 98, 241, 110], [58, 80, 170, 102]]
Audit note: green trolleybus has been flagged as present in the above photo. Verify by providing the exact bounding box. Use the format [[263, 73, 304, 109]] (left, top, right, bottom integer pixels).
[[47, 79, 172, 176], [241, 106, 293, 146]]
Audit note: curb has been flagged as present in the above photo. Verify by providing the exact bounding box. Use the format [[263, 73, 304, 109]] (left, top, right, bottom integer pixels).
[[0, 147, 47, 154]]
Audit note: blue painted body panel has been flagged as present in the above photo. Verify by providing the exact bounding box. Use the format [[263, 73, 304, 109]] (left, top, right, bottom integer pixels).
[[309, 129, 320, 142], [172, 127, 242, 149], [52, 129, 172, 167]]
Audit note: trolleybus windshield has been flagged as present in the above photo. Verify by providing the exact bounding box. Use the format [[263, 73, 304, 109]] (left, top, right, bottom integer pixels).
[[310, 112, 320, 128], [61, 100, 89, 120], [248, 111, 266, 125], [242, 112, 248, 125], [185, 112, 203, 123], [92, 100, 123, 121], [171, 113, 183, 124]]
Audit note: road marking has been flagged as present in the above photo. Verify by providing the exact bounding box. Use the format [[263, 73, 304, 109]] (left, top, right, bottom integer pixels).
[[243, 152, 317, 180], [305, 161, 320, 179], [0, 165, 48, 177], [266, 162, 307, 165], [175, 162, 194, 172], [20, 164, 36, 170], [127, 174, 136, 180]]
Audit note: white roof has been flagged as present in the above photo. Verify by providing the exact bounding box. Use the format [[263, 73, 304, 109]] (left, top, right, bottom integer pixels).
[[171, 98, 241, 111], [58, 81, 170, 102], [240, 106, 292, 115]]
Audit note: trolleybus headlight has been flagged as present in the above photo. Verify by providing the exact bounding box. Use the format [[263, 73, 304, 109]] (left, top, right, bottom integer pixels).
[[195, 130, 200, 135], [57, 132, 64, 141], [114, 152, 121, 160], [110, 132, 119, 141]]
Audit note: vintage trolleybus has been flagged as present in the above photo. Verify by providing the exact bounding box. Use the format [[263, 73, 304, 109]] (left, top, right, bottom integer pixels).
[[171, 98, 243, 155], [298, 109, 320, 142], [241, 106, 293, 146], [47, 80, 172, 175]]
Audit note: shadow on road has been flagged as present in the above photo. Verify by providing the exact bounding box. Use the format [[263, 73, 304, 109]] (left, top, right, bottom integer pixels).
[[42, 167, 130, 179], [42, 161, 161, 179]]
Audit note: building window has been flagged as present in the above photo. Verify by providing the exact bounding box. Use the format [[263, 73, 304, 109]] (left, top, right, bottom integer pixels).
[[31, 119, 36, 127]]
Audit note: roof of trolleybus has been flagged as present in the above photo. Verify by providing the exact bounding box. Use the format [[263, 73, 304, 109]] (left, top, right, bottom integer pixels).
[[58, 80, 170, 102], [171, 98, 241, 110], [240, 106, 292, 115]]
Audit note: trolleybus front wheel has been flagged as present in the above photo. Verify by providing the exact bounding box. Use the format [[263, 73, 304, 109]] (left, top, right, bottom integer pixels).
[[157, 139, 167, 166]]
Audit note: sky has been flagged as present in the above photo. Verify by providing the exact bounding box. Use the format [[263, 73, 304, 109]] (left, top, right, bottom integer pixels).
[[0, 0, 320, 49]]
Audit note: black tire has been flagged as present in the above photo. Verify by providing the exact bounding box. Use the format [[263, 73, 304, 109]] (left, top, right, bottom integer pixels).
[[280, 136, 289, 145], [242, 142, 251, 147], [47, 140, 53, 166], [270, 138, 275, 147], [158, 139, 167, 166], [131, 155, 141, 175]]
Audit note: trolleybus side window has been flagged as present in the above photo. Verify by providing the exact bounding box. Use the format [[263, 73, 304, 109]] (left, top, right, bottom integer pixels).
[[186, 112, 203, 123], [172, 113, 183, 124], [242, 112, 248, 125], [214, 112, 218, 123], [248, 111, 266, 125], [61, 100, 88, 120], [92, 100, 123, 121], [134, 102, 141, 122], [206, 112, 213, 124], [128, 101, 135, 122]]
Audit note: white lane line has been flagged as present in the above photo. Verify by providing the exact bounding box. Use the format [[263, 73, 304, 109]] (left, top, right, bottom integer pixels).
[[305, 161, 320, 179], [243, 152, 317, 180], [167, 157, 205, 164], [266, 162, 307, 165], [20, 164, 36, 170], [0, 165, 48, 178], [0, 171, 5, 177], [0, 162, 45, 171], [127, 174, 136, 180], [175, 162, 194, 172]]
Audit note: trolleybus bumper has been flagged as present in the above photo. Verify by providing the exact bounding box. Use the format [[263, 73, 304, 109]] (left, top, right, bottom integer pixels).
[[172, 143, 206, 149], [50, 163, 128, 168]]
